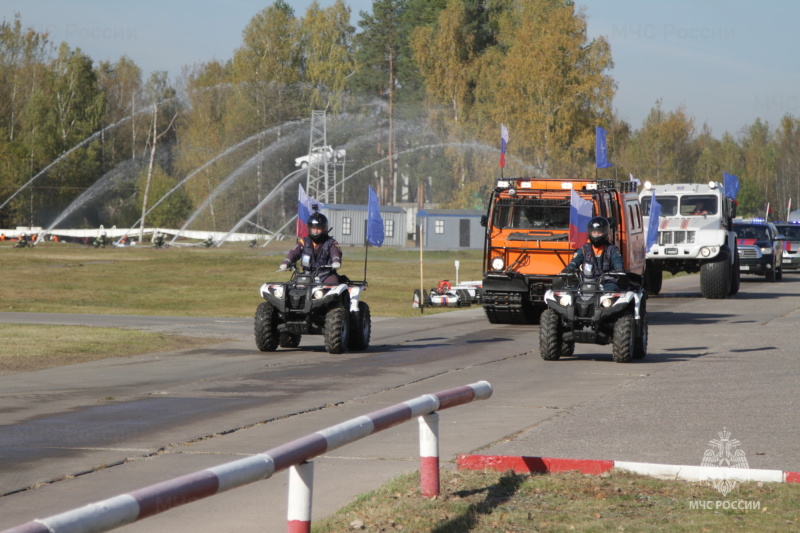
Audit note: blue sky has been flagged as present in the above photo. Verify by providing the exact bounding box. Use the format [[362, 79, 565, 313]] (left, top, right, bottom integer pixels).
[[5, 0, 798, 136]]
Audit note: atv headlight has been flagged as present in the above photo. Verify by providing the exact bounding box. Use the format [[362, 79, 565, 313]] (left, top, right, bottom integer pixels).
[[558, 294, 572, 307], [272, 286, 284, 298], [600, 295, 617, 308], [491, 257, 505, 271], [312, 289, 325, 299]]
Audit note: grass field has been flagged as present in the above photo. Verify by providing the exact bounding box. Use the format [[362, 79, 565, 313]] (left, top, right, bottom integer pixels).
[[0, 240, 483, 373], [1, 240, 483, 318]]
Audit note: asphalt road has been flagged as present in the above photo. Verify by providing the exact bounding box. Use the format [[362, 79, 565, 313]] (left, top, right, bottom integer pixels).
[[0, 272, 798, 532]]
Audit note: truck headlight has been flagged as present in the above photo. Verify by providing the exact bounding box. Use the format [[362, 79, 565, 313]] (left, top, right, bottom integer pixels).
[[760, 247, 772, 254], [491, 257, 505, 270]]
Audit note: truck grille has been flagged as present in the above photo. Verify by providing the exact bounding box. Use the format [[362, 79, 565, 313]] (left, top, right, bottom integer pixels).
[[738, 247, 760, 259], [658, 231, 695, 245]]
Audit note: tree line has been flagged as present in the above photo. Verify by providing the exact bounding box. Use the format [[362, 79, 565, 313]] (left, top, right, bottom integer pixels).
[[0, 0, 797, 232]]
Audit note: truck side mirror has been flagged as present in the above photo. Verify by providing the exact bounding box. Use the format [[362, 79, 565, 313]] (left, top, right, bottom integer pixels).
[[480, 215, 488, 227]]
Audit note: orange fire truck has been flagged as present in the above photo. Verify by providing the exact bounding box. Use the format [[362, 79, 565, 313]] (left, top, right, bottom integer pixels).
[[480, 177, 646, 324]]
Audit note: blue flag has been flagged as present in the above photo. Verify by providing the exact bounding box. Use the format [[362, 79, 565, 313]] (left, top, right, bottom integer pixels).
[[367, 185, 384, 247], [723, 172, 739, 199], [595, 126, 612, 169], [646, 189, 661, 253]]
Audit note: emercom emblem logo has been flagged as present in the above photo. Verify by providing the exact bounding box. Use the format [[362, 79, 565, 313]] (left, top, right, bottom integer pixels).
[[700, 427, 749, 496]]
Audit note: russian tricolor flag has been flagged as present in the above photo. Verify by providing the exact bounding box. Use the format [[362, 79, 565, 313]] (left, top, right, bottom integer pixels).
[[296, 184, 324, 238], [500, 124, 509, 168], [568, 189, 593, 248]]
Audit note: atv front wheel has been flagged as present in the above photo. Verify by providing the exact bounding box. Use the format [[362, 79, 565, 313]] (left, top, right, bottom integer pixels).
[[560, 341, 575, 358], [612, 313, 635, 363], [254, 301, 280, 351], [348, 301, 371, 351], [279, 332, 301, 348], [324, 305, 350, 354], [539, 309, 562, 360]]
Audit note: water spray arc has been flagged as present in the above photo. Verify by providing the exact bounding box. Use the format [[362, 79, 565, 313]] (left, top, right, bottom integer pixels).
[[169, 128, 307, 244], [216, 168, 306, 246], [0, 96, 178, 213], [113, 120, 307, 244]]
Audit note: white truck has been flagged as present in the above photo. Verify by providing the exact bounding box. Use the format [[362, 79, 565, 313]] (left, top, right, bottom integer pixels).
[[639, 181, 740, 299], [294, 146, 346, 168]]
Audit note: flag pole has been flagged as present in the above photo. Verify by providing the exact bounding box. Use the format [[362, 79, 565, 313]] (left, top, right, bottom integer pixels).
[[363, 237, 369, 284], [419, 220, 425, 314]]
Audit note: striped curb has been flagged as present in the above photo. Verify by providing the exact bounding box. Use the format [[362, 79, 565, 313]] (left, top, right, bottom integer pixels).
[[457, 454, 800, 483]]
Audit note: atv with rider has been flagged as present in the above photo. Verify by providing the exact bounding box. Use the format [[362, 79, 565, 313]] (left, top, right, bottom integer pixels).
[[254, 264, 371, 355], [540, 267, 647, 363]]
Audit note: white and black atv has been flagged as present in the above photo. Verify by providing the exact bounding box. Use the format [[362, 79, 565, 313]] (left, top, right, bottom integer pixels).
[[539, 268, 647, 363], [255, 265, 371, 354]]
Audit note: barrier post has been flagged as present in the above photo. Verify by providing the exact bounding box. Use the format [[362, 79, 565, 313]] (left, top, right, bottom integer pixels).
[[287, 461, 314, 533], [419, 412, 440, 497]]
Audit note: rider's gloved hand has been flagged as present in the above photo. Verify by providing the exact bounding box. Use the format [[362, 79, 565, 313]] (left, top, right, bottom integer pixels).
[[561, 267, 574, 274], [279, 263, 288, 271], [331, 261, 341, 270]]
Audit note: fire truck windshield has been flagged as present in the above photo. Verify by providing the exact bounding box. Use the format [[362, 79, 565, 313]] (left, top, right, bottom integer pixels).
[[492, 198, 570, 230]]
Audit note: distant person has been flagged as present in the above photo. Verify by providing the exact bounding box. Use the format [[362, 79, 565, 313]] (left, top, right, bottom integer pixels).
[[153, 231, 165, 249], [562, 217, 625, 291], [280, 209, 342, 284], [691, 200, 711, 215], [14, 233, 30, 248]]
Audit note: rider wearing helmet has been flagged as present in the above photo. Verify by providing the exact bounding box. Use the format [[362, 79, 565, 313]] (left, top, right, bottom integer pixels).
[[562, 217, 625, 290], [280, 207, 342, 284]]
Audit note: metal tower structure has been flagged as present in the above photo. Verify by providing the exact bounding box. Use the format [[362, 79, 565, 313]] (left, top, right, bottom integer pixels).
[[305, 110, 346, 204], [306, 110, 331, 203]]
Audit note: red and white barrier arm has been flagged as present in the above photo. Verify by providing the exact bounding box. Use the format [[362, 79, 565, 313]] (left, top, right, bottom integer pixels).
[[3, 381, 493, 533]]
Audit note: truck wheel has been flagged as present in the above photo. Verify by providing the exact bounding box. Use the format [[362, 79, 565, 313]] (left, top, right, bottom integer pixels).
[[728, 248, 740, 296], [644, 261, 663, 295], [279, 332, 301, 348], [347, 301, 371, 351], [700, 253, 730, 299], [254, 301, 280, 351], [324, 306, 349, 354], [539, 309, 562, 360], [612, 313, 635, 363]]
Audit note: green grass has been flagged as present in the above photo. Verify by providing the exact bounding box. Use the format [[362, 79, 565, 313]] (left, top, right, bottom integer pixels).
[[0, 323, 221, 375], [0, 240, 483, 318], [313, 469, 800, 533], [0, 240, 482, 373]]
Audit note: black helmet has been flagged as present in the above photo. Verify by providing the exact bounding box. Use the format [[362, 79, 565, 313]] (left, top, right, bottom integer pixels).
[[587, 217, 610, 245], [307, 211, 329, 243]]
